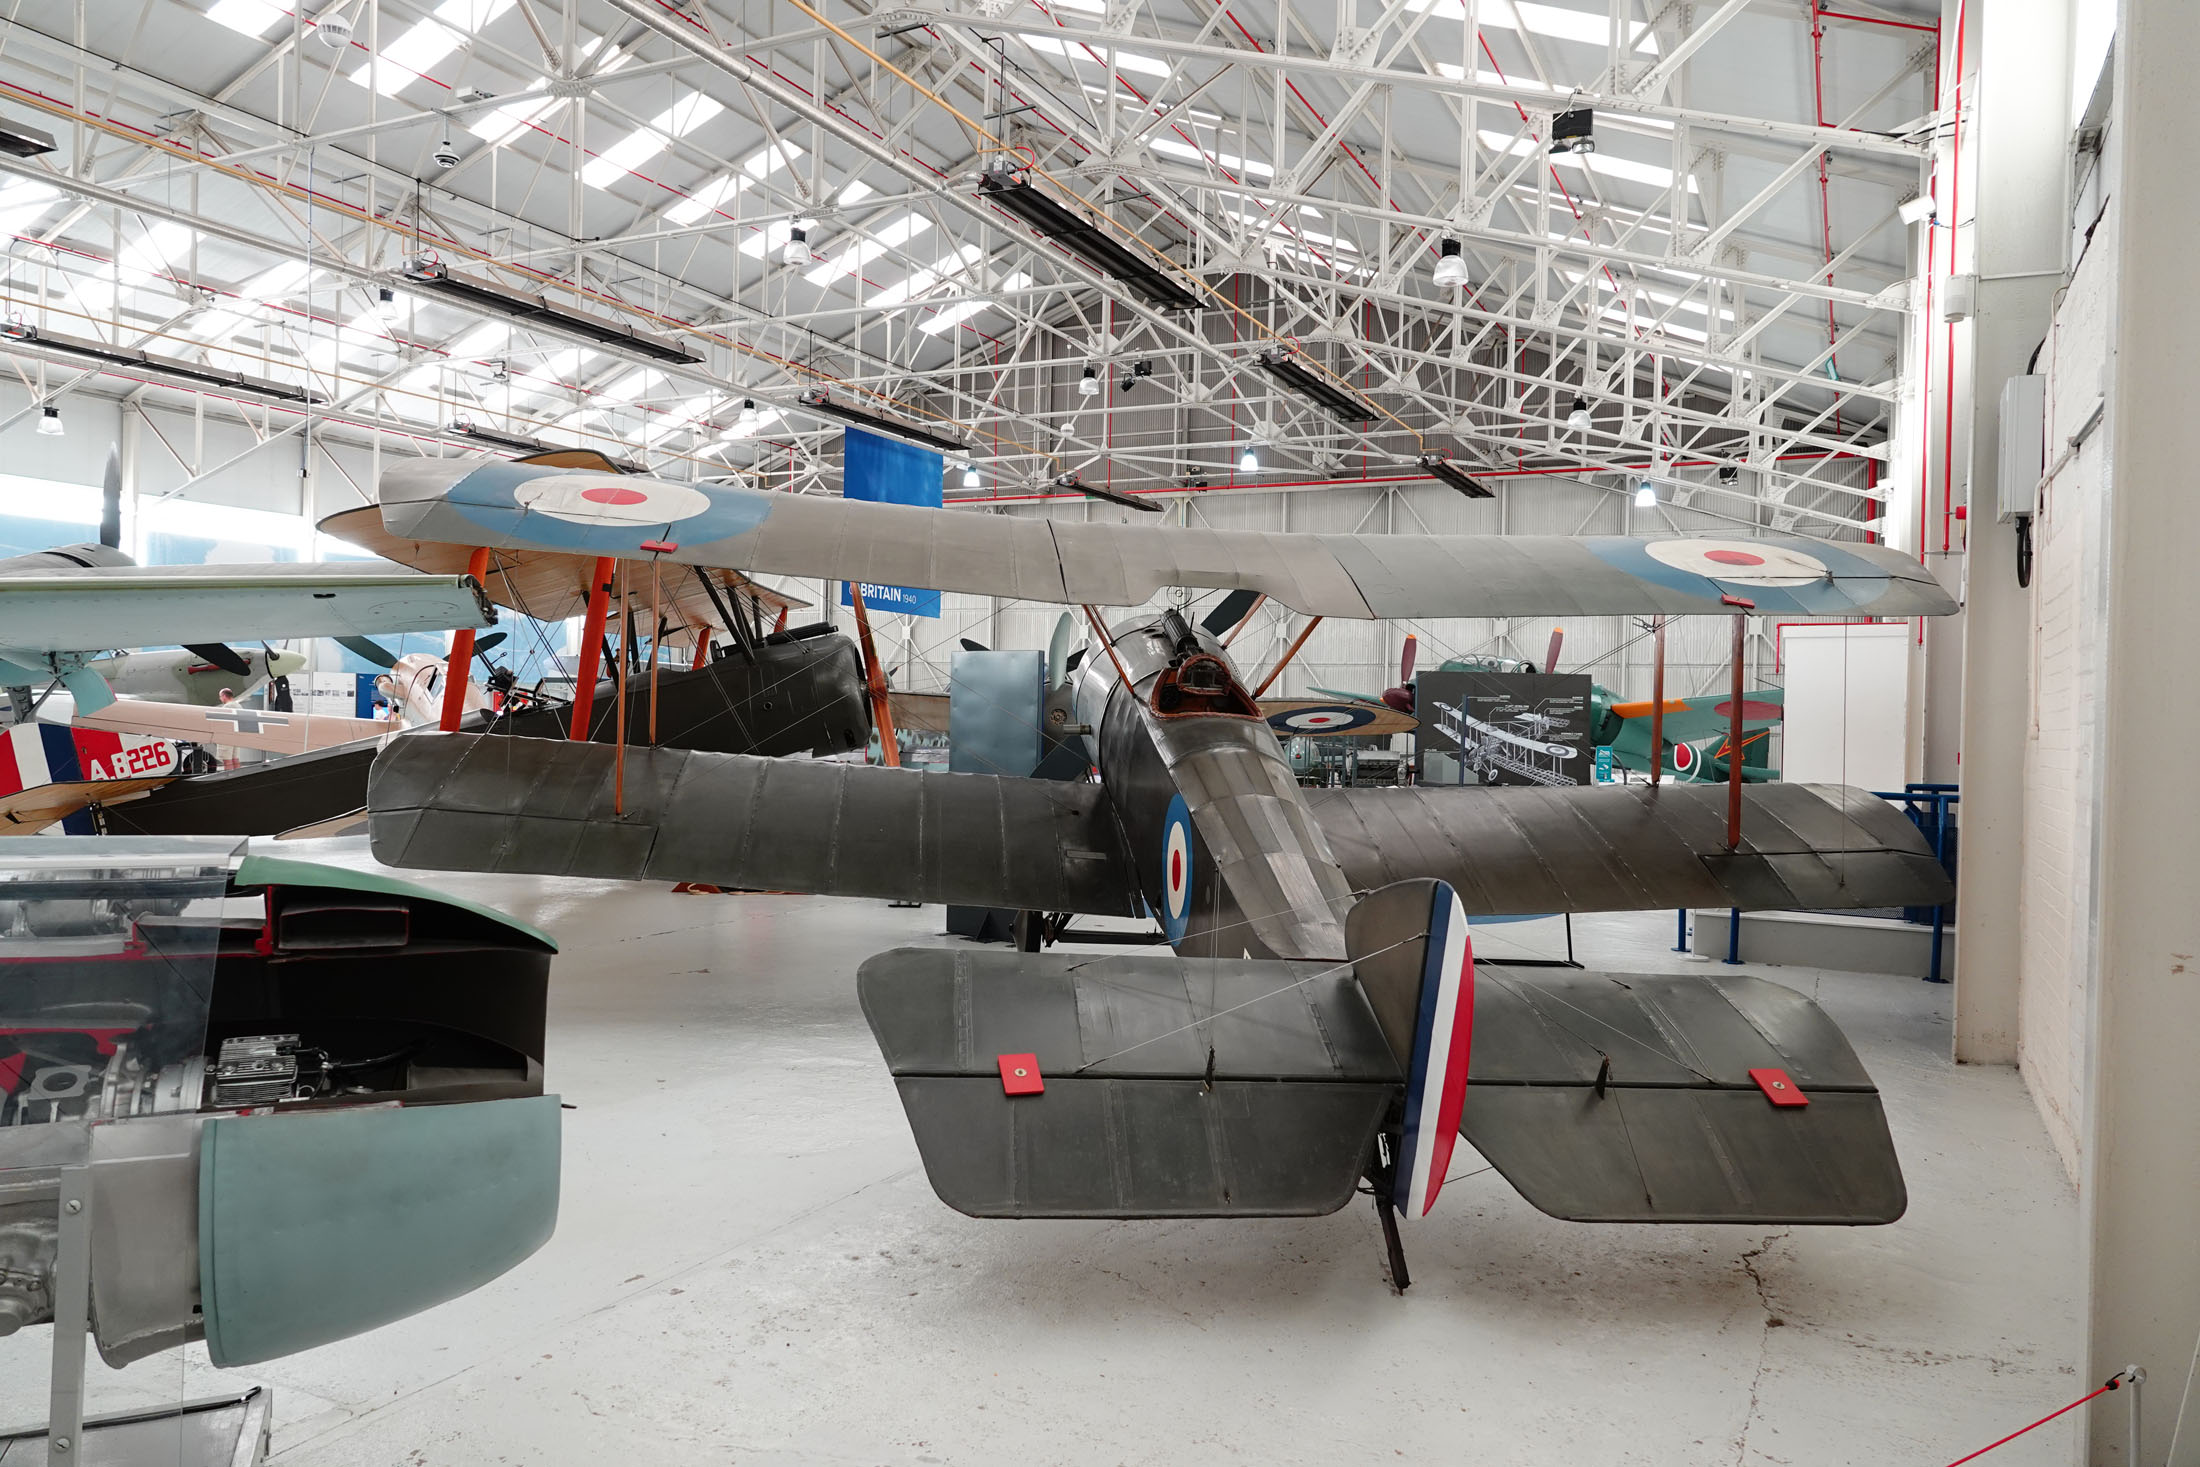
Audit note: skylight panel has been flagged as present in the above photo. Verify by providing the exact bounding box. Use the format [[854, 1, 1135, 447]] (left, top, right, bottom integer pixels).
[[868, 245, 983, 309], [1410, 0, 1657, 53], [839, 181, 877, 207], [804, 215, 932, 285], [348, 0, 516, 97], [1148, 136, 1274, 179], [207, 0, 288, 37], [919, 272, 1029, 334], [448, 322, 512, 359], [0, 180, 59, 239], [599, 367, 667, 403], [666, 142, 803, 225], [117, 223, 195, 287], [1019, 33, 1171, 77], [582, 92, 726, 188]]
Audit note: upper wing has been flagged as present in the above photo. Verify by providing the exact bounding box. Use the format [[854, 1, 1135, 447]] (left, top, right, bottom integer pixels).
[[318, 504, 808, 638], [366, 733, 1145, 916], [1306, 780, 1952, 915], [367, 460, 1957, 621], [0, 564, 494, 656], [75, 699, 389, 755]]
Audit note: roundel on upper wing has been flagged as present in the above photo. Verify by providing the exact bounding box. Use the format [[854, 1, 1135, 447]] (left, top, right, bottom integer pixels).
[[1584, 536, 1892, 614], [1268, 703, 1378, 735], [1161, 793, 1194, 946], [513, 477, 712, 527], [1643, 539, 1829, 587], [441, 461, 773, 553]]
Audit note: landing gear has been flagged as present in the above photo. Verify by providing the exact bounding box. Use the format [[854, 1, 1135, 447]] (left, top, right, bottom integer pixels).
[[1366, 1132, 1412, 1293]]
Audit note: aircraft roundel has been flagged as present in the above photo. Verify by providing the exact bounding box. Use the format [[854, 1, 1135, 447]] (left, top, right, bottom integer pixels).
[[1671, 740, 1697, 774], [1643, 539, 1829, 587], [1160, 794, 1194, 946], [1585, 536, 1891, 613], [514, 476, 712, 528], [1268, 703, 1378, 735], [442, 462, 772, 553]]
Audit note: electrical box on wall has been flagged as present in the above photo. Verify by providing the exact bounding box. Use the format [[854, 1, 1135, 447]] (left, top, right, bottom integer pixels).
[[1941, 273, 1978, 322], [1997, 374, 2047, 522]]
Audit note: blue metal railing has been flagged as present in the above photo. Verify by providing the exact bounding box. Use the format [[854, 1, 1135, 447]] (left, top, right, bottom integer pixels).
[[1672, 782, 1961, 979], [1874, 783, 1960, 983]]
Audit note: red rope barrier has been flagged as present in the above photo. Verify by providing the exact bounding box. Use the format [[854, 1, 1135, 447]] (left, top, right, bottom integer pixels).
[[1942, 1377, 2124, 1467]]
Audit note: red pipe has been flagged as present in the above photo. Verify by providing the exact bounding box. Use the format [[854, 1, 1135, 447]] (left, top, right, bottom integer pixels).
[[1941, 0, 1968, 555], [1818, 8, 1941, 33], [569, 557, 615, 741]]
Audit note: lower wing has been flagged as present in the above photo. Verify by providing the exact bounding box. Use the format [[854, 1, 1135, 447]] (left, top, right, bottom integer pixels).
[[1308, 780, 1951, 915]]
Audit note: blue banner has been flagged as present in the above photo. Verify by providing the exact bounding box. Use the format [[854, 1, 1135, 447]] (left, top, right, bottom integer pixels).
[[838, 427, 943, 619]]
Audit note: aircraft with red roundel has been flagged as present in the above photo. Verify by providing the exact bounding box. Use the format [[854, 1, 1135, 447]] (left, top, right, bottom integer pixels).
[[351, 455, 1954, 1283]]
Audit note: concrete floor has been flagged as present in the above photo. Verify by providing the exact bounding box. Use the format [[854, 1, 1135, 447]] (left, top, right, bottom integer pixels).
[[2, 872, 2082, 1465]]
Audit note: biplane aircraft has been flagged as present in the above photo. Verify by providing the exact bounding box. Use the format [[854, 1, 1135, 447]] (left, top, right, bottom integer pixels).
[[356, 457, 1957, 1281]]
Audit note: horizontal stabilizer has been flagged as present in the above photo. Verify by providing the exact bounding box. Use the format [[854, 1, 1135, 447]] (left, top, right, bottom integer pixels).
[[367, 734, 1143, 915], [859, 947, 1398, 1218], [1310, 780, 1953, 916], [1461, 969, 1904, 1223]]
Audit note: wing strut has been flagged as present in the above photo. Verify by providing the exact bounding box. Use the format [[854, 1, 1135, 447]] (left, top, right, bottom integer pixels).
[[848, 582, 899, 768], [569, 558, 615, 742]]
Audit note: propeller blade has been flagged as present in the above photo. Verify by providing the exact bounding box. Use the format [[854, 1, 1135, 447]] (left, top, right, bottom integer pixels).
[[99, 447, 122, 550], [1200, 588, 1262, 637], [959, 638, 989, 653], [1543, 627, 1565, 676], [336, 635, 400, 669], [1064, 646, 1086, 674], [57, 664, 115, 715], [1046, 612, 1075, 690], [1398, 634, 1418, 684], [184, 642, 253, 678], [475, 631, 508, 654]]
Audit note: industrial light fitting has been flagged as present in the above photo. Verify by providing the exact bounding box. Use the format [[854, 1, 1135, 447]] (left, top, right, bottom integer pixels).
[[1118, 359, 1153, 394], [1549, 108, 1596, 156], [35, 404, 62, 437], [781, 226, 809, 267], [1238, 440, 1262, 473], [1633, 479, 1657, 509], [0, 322, 322, 404], [1566, 395, 1591, 433], [962, 463, 981, 490], [1255, 348, 1378, 423], [1431, 237, 1468, 288], [1054, 473, 1164, 514], [1078, 365, 1100, 397], [1717, 464, 1741, 485], [0, 117, 58, 160], [400, 257, 701, 364], [316, 12, 354, 46], [796, 385, 970, 455], [1897, 195, 1937, 227], [735, 398, 761, 431], [975, 167, 1200, 312], [1418, 453, 1493, 499], [373, 285, 400, 321]]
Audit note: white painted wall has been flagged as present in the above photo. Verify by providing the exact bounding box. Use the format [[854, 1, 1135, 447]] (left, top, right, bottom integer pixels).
[[2012, 188, 2118, 1185], [1779, 622, 1913, 792]]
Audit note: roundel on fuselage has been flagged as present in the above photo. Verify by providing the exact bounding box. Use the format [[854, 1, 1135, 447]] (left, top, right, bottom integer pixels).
[[1161, 793, 1194, 946]]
